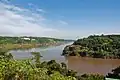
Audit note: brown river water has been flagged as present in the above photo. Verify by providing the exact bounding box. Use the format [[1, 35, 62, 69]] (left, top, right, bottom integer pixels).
[[10, 42, 120, 75], [67, 56, 120, 75]]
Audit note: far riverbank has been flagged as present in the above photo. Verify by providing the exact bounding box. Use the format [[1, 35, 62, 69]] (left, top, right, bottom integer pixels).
[[0, 41, 69, 50]]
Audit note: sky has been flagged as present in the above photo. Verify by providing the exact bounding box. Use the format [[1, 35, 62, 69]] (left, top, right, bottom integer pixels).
[[0, 0, 120, 39]]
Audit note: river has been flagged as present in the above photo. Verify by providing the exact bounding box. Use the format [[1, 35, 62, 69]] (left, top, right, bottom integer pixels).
[[10, 42, 120, 75]]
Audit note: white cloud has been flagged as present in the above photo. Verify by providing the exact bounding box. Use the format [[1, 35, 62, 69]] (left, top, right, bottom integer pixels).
[[0, 2, 58, 37], [36, 8, 45, 13], [28, 3, 46, 13], [28, 3, 34, 6], [59, 20, 68, 25], [4, 4, 27, 12]]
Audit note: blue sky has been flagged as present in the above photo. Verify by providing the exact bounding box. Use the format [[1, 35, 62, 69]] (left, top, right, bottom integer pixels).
[[0, 0, 120, 39]]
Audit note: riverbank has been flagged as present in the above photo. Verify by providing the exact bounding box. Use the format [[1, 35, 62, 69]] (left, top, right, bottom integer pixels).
[[10, 42, 120, 76], [0, 41, 68, 50], [0, 36, 73, 50], [1, 49, 119, 80], [0, 51, 106, 80], [63, 45, 120, 59], [62, 35, 120, 59]]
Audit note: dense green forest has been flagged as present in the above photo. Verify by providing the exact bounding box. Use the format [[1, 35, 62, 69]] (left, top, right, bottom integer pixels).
[[62, 35, 120, 59], [0, 50, 107, 80]]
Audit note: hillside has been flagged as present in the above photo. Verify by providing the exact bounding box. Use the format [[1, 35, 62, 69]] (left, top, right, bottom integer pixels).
[[62, 35, 120, 59], [0, 36, 72, 50], [0, 36, 68, 44]]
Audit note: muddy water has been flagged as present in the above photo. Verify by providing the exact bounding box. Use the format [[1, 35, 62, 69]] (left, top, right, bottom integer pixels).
[[11, 42, 120, 75], [67, 56, 120, 75]]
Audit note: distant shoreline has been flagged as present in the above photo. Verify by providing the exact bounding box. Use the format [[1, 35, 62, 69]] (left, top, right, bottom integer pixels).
[[0, 36, 73, 50], [0, 41, 70, 50]]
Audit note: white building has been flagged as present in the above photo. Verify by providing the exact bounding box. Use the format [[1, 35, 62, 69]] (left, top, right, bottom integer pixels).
[[31, 39, 36, 41], [22, 38, 30, 40]]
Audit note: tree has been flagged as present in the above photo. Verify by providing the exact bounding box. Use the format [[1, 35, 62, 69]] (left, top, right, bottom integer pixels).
[[62, 35, 120, 59], [61, 62, 67, 69], [31, 52, 42, 68]]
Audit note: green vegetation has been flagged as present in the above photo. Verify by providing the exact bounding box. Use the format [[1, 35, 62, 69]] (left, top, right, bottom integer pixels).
[[0, 50, 76, 80], [0, 36, 65, 44], [0, 35, 119, 80], [0, 50, 106, 80], [0, 36, 72, 50], [62, 35, 120, 59]]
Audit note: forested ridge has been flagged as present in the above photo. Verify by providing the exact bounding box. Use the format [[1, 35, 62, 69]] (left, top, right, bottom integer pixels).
[[63, 35, 120, 59], [0, 36, 70, 44], [0, 36, 73, 50]]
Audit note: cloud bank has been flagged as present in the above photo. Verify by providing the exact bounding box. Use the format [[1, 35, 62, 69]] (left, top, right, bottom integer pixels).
[[0, 2, 58, 37], [0, 1, 119, 40]]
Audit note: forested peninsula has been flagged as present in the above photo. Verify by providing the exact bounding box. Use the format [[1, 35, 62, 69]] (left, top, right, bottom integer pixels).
[[0, 36, 72, 50], [62, 35, 120, 59]]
